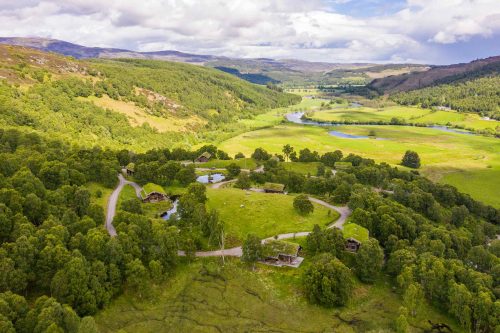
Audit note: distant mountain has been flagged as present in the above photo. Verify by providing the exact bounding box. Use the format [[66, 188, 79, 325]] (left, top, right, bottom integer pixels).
[[0, 37, 222, 63], [0, 37, 429, 86], [369, 56, 500, 93]]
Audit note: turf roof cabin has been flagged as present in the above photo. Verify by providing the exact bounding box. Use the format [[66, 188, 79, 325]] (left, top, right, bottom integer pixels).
[[123, 162, 135, 176], [196, 152, 212, 163], [263, 182, 286, 194], [345, 237, 362, 253], [334, 161, 353, 170], [261, 240, 303, 268], [140, 183, 168, 203]]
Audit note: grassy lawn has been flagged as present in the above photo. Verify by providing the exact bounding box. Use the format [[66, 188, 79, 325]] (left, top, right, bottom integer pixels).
[[196, 158, 258, 170], [219, 124, 500, 207], [95, 259, 463, 333], [86, 182, 114, 210], [282, 161, 325, 175], [308, 105, 498, 132], [206, 188, 339, 247]]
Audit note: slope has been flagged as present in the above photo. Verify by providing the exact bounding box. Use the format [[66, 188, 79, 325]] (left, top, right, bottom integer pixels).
[[0, 45, 299, 151], [369, 55, 500, 93]]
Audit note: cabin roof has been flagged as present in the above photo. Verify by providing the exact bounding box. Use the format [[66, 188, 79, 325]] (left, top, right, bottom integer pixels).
[[263, 182, 285, 192], [334, 161, 352, 169], [198, 152, 212, 159], [126, 162, 135, 171], [262, 240, 299, 258], [141, 183, 166, 198], [346, 237, 361, 244]]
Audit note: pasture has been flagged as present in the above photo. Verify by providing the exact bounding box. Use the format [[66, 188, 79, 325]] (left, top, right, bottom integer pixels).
[[308, 105, 499, 132], [219, 124, 500, 207], [206, 188, 339, 247]]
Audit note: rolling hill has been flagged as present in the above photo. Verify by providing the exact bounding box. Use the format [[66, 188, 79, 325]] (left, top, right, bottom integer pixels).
[[0, 45, 299, 151], [0, 37, 428, 86], [368, 56, 500, 119], [370, 56, 500, 93]]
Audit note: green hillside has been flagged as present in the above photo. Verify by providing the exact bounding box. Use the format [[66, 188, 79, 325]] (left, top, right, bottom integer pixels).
[[392, 76, 500, 119], [0, 45, 299, 151]]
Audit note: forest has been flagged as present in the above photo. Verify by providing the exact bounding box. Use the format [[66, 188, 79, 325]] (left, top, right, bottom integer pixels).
[[0, 127, 498, 332], [391, 76, 500, 119]]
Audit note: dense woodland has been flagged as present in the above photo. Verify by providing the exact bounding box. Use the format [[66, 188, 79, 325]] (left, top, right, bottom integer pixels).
[[0, 46, 299, 151], [0, 129, 499, 331], [391, 76, 500, 119]]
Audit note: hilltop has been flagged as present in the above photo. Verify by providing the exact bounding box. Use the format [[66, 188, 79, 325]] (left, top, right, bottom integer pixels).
[[0, 37, 428, 86]]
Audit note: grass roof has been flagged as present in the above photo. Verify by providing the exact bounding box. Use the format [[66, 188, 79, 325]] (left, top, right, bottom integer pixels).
[[263, 182, 285, 191], [334, 161, 353, 170], [126, 162, 135, 171], [343, 223, 369, 242], [141, 183, 166, 197], [198, 152, 212, 159], [262, 240, 299, 258]]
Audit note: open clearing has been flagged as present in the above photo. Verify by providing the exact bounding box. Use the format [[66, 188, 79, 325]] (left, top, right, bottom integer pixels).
[[95, 259, 463, 333], [219, 124, 500, 207], [206, 188, 339, 247], [84, 95, 206, 132]]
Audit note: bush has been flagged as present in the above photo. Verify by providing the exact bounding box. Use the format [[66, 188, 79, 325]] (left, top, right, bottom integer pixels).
[[303, 254, 354, 307], [293, 194, 314, 215], [401, 151, 421, 169]]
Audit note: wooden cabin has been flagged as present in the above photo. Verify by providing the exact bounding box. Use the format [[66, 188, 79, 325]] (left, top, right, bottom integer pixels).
[[345, 237, 362, 253], [261, 240, 303, 267], [263, 182, 285, 194], [196, 152, 212, 163], [124, 162, 135, 176], [140, 183, 168, 203]]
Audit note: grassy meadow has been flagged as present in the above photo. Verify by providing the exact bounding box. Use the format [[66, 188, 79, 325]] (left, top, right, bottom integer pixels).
[[218, 124, 500, 207], [206, 188, 339, 247], [94, 259, 463, 333], [308, 105, 498, 132]]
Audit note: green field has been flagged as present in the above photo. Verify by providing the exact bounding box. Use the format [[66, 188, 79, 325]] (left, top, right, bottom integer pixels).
[[195, 158, 258, 170], [94, 259, 463, 333], [308, 105, 499, 132], [206, 188, 339, 247], [219, 124, 500, 207]]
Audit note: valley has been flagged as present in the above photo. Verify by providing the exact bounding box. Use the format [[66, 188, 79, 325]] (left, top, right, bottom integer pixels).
[[0, 37, 498, 333]]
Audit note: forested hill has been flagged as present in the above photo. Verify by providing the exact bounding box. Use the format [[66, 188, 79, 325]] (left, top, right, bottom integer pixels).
[[368, 56, 500, 118], [369, 56, 500, 93], [0, 45, 299, 151]]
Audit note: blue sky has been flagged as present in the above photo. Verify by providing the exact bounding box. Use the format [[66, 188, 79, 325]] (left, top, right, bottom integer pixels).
[[0, 0, 499, 64]]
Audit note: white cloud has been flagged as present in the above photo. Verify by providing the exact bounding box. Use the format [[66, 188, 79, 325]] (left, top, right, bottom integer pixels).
[[0, 0, 498, 63]]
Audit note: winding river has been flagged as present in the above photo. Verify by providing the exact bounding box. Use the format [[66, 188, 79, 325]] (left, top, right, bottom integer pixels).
[[285, 111, 475, 137]]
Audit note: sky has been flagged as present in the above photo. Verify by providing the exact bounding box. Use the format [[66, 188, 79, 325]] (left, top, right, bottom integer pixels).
[[0, 0, 499, 64]]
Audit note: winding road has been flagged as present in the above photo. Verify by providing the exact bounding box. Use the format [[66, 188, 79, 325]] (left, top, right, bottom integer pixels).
[[105, 174, 352, 257], [105, 174, 143, 236]]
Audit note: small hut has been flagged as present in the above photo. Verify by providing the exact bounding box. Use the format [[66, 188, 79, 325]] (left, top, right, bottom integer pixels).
[[263, 182, 285, 194], [261, 240, 303, 267], [140, 183, 168, 203], [345, 238, 361, 252], [124, 162, 135, 176], [334, 161, 353, 170], [196, 152, 212, 163]]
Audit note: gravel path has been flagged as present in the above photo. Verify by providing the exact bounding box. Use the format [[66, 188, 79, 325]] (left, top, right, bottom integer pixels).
[[105, 174, 142, 237], [105, 174, 352, 257]]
